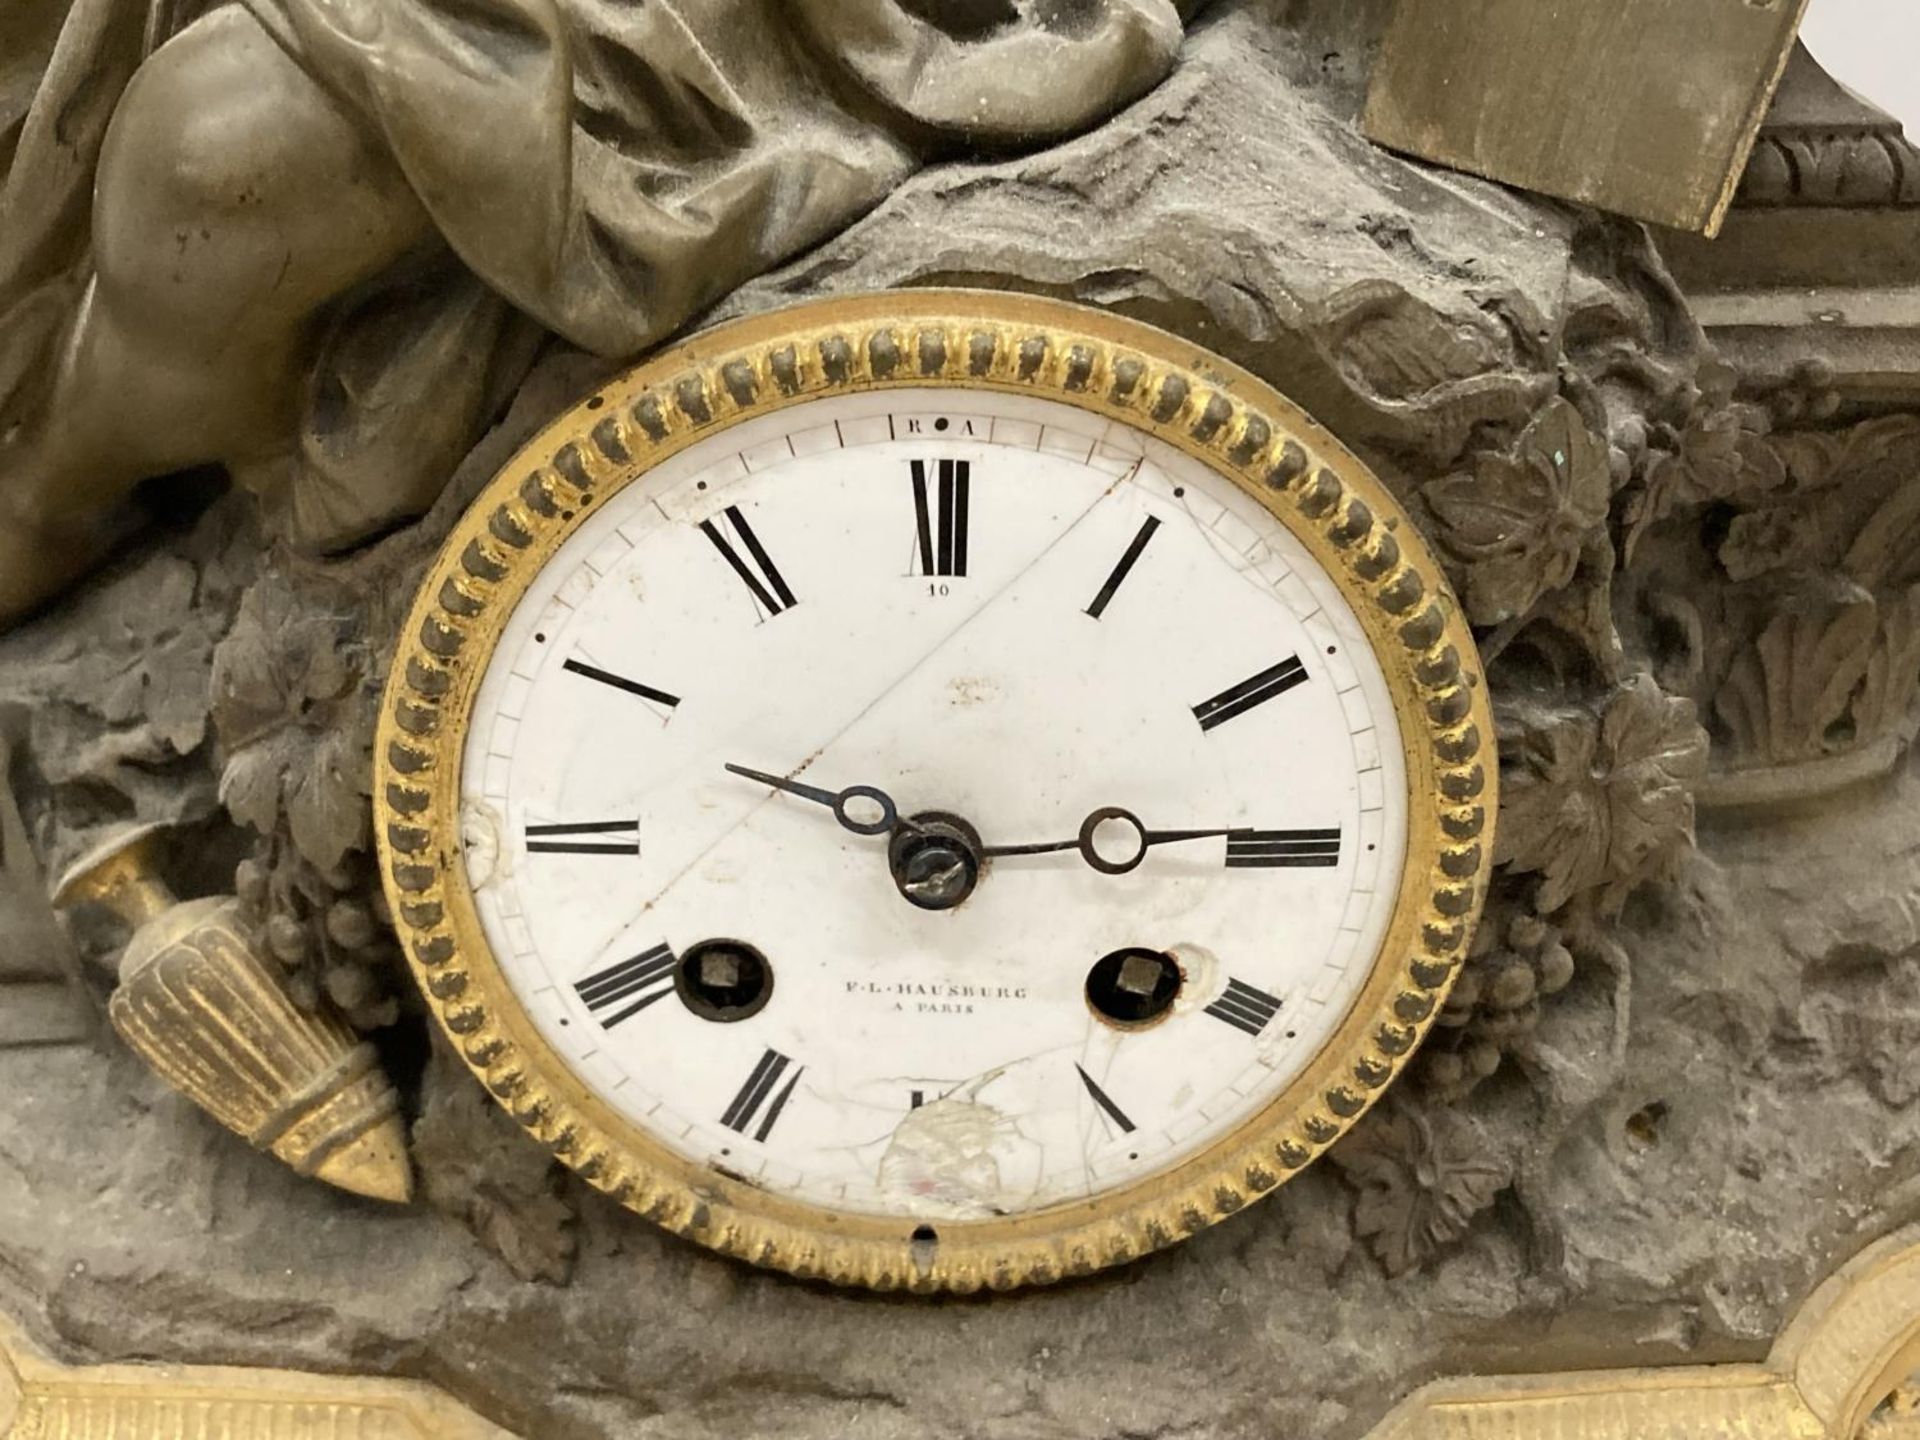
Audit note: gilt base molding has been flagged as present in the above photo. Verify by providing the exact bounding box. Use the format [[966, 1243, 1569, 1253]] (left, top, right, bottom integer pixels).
[[1373, 1223, 1920, 1439], [0, 1316, 511, 1440], [4, 1224, 1915, 1439]]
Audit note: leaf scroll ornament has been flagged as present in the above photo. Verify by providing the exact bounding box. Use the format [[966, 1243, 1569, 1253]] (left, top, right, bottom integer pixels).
[[1496, 675, 1709, 915], [1425, 397, 1611, 626], [1623, 390, 1786, 561], [1715, 597, 1879, 768], [210, 575, 375, 873], [1330, 1102, 1510, 1276], [413, 1039, 579, 1284]]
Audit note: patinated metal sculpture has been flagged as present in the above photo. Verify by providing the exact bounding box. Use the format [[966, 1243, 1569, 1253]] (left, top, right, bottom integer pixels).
[[1365, 0, 1809, 233], [0, 1, 1916, 1436], [0, 0, 1197, 622]]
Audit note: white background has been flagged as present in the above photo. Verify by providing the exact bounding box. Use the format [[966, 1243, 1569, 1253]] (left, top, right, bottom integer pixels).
[[1800, 0, 1920, 133]]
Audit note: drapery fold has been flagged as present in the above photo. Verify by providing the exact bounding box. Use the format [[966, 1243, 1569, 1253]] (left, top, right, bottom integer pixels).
[[242, 0, 1186, 355], [2, 0, 1190, 553]]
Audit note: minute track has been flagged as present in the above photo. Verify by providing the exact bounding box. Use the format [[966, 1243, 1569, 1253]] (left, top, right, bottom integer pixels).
[[387, 295, 1477, 1289], [464, 401, 1398, 1225]]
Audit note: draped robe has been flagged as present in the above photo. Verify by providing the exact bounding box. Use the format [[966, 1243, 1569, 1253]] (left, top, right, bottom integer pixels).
[[0, 0, 1193, 550]]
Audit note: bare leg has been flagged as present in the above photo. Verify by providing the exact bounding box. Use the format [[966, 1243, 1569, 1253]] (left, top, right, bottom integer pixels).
[[0, 5, 433, 625]]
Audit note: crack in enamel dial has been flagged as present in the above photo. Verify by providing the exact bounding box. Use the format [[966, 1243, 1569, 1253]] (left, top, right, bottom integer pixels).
[[376, 292, 1495, 1292]]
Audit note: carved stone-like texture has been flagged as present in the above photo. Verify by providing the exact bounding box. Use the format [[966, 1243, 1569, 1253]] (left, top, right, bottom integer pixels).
[[411, 1038, 580, 1288], [0, 0, 1916, 1435], [717, 0, 1574, 480], [0, 501, 257, 876], [5, 761, 1917, 1439]]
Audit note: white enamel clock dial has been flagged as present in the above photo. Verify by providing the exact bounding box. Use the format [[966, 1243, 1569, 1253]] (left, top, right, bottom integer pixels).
[[457, 386, 1409, 1221]]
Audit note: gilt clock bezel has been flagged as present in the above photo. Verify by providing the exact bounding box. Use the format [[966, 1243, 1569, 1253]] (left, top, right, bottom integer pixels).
[[375, 290, 1496, 1292]]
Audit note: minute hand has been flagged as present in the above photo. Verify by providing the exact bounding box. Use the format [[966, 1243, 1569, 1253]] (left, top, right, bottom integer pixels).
[[981, 806, 1240, 876], [723, 763, 901, 838]]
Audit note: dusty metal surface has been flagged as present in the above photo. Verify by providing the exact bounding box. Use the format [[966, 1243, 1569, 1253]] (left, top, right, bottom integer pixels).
[[5, 1223, 1917, 1436], [1363, 0, 1809, 233], [1, 3, 1917, 1436]]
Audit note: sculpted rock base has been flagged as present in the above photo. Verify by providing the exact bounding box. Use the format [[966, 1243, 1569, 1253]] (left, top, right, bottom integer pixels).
[[0, 2, 1915, 1437]]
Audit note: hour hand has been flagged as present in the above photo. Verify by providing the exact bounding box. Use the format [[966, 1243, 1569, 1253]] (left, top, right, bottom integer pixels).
[[724, 763, 899, 838], [982, 806, 1236, 876]]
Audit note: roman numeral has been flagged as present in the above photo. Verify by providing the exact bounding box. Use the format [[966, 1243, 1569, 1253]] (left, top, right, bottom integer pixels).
[[721, 1048, 804, 1141], [525, 819, 640, 855], [574, 943, 676, 1027], [562, 658, 680, 711], [701, 504, 797, 617], [1206, 977, 1284, 1036], [1192, 655, 1309, 731], [1085, 516, 1161, 619], [1074, 1063, 1136, 1135], [910, 459, 970, 577], [1226, 827, 1342, 868]]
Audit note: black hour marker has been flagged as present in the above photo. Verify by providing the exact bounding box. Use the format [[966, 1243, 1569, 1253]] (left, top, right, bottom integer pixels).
[[574, 943, 676, 1028], [1192, 655, 1309, 731], [1074, 1063, 1137, 1135], [701, 504, 797, 617], [562, 658, 680, 710], [1226, 827, 1342, 868], [525, 819, 640, 855], [1206, 977, 1284, 1036], [910, 1089, 925, 1109], [721, 1048, 804, 1141], [910, 459, 970, 577], [1085, 516, 1161, 619]]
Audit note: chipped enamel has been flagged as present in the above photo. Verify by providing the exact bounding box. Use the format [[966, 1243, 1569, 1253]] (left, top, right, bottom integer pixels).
[[460, 388, 1408, 1219]]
